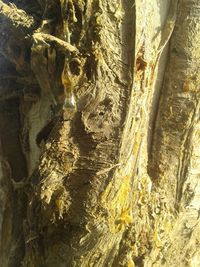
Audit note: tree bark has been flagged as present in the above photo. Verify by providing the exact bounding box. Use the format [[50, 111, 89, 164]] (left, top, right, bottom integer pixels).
[[0, 0, 199, 266]]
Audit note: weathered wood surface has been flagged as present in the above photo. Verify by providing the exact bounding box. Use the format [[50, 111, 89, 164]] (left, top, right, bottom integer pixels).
[[0, 0, 199, 266]]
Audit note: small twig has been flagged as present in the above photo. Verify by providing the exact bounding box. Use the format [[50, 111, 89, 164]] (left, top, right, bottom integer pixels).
[[33, 33, 79, 54], [25, 235, 39, 244]]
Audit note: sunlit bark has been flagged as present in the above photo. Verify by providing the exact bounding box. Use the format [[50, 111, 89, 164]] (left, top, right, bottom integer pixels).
[[0, 0, 199, 266]]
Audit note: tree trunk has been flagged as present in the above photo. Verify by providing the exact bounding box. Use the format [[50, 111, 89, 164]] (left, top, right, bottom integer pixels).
[[0, 0, 199, 266]]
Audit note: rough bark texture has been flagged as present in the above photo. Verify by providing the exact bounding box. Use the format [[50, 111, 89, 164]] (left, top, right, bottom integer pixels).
[[0, 0, 199, 266]]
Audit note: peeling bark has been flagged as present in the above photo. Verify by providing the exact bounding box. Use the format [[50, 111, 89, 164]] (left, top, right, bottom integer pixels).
[[0, 0, 200, 266]]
